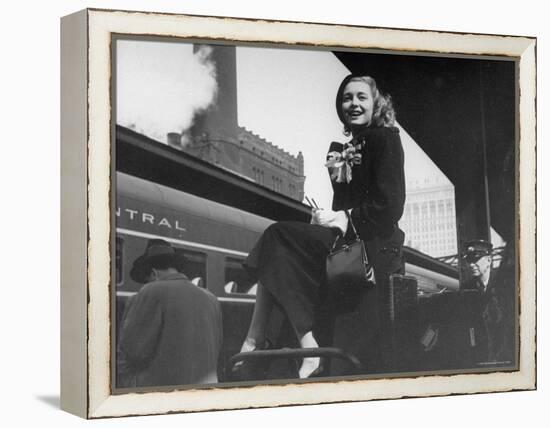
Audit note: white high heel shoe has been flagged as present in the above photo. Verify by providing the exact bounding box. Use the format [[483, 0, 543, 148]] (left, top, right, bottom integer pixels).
[[298, 357, 323, 379]]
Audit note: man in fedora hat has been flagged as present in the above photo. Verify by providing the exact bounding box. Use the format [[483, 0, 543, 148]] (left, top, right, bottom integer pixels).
[[117, 239, 223, 387]]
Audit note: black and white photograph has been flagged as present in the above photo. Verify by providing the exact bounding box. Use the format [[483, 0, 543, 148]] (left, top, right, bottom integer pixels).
[[4, 0, 546, 425], [113, 37, 518, 390]]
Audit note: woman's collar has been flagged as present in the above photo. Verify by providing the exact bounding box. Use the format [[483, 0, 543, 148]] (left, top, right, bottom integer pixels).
[[350, 125, 398, 144], [350, 125, 374, 142], [349, 128, 372, 146]]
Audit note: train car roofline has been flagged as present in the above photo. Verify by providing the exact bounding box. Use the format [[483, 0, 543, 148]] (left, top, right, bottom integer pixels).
[[116, 227, 249, 258]]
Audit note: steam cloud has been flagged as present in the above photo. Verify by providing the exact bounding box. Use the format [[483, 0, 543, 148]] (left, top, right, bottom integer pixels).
[[116, 40, 218, 144]]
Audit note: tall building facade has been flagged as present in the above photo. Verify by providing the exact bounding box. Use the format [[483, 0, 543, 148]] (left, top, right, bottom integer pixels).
[[400, 176, 458, 258], [237, 127, 304, 200]]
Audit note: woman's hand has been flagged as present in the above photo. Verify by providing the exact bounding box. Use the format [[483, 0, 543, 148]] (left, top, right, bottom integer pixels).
[[311, 209, 348, 234], [311, 208, 335, 225]]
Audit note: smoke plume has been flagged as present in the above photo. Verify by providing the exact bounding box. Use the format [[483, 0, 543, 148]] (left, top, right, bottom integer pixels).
[[116, 40, 218, 144]]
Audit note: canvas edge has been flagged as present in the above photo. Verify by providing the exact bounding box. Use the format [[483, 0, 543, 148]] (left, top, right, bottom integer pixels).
[[60, 8, 89, 419]]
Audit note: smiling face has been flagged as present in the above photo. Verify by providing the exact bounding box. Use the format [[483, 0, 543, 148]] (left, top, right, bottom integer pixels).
[[341, 79, 375, 133]]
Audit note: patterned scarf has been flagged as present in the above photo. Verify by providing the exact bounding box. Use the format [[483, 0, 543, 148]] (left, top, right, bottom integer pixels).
[[326, 140, 363, 183]]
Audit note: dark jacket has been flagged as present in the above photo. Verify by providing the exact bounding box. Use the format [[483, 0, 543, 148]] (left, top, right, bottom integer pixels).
[[329, 126, 406, 278], [461, 272, 508, 364], [117, 272, 223, 388]]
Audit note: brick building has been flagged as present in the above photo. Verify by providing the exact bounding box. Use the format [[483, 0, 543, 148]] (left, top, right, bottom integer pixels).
[[167, 44, 305, 201]]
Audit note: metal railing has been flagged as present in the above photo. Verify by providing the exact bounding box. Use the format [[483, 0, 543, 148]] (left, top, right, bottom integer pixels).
[[227, 347, 362, 381]]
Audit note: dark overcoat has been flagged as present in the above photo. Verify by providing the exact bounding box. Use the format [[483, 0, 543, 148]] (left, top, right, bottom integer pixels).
[[117, 272, 223, 387], [461, 272, 509, 365]]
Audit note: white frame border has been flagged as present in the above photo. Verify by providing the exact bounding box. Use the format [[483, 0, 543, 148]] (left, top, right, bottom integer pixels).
[[84, 9, 536, 418]]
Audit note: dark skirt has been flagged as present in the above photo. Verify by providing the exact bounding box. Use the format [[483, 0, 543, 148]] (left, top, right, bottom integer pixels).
[[243, 221, 339, 338]]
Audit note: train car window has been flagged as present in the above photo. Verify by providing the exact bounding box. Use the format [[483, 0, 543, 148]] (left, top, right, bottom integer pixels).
[[116, 237, 124, 286], [175, 248, 207, 288], [224, 257, 256, 295]]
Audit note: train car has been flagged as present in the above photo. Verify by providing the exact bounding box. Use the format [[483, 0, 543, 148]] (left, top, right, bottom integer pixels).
[[115, 171, 459, 381], [115, 171, 271, 296]]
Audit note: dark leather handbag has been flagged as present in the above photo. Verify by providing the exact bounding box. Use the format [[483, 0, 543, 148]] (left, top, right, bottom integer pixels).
[[326, 211, 376, 289]]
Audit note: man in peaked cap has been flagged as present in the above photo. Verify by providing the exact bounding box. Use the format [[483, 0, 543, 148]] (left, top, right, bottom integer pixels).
[[117, 239, 223, 388], [462, 239, 494, 292], [460, 239, 507, 365]]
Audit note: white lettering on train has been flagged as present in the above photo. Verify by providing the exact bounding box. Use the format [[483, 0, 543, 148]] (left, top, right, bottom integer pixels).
[[158, 218, 171, 228], [126, 209, 138, 220], [116, 206, 187, 232], [142, 213, 155, 224]]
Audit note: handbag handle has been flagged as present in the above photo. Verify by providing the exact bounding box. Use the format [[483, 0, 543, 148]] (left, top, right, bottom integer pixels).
[[344, 209, 360, 241], [330, 209, 360, 251]]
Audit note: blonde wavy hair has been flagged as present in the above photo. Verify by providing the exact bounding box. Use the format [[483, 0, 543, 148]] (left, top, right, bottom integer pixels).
[[335, 75, 396, 135]]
